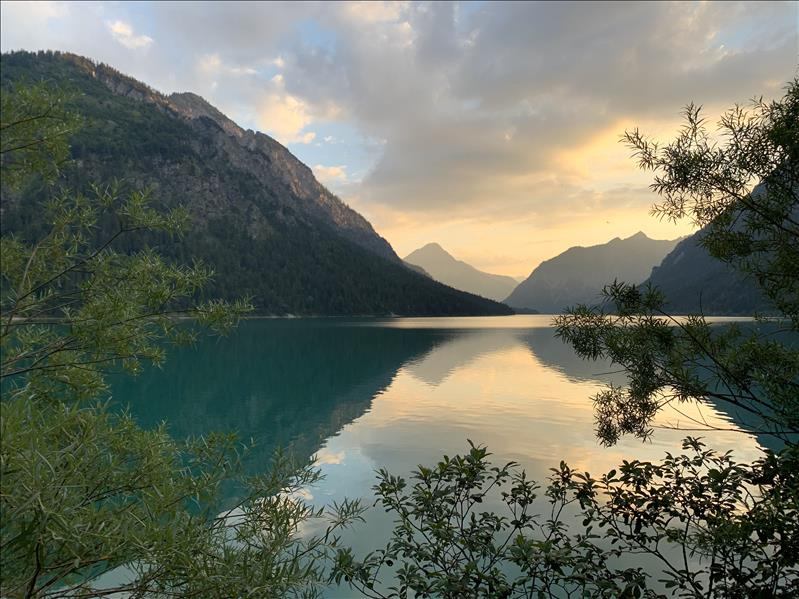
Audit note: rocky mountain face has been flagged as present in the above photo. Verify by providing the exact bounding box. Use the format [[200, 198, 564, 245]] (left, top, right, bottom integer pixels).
[[505, 232, 680, 313], [0, 51, 512, 316], [404, 243, 519, 302], [64, 52, 396, 261]]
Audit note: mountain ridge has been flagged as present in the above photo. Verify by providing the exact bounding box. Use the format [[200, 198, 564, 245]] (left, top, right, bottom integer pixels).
[[404, 243, 519, 302], [59, 52, 398, 262], [504, 232, 680, 313], [0, 50, 512, 316], [645, 223, 774, 316]]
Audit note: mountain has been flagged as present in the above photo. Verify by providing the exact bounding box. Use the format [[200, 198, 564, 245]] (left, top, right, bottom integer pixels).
[[403, 261, 431, 278], [646, 225, 771, 315], [404, 243, 519, 302], [645, 179, 797, 315], [0, 51, 512, 316], [504, 232, 680, 313]]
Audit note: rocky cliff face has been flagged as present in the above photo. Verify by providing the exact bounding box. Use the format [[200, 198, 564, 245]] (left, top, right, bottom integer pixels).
[[1, 51, 512, 316], [62, 54, 397, 262]]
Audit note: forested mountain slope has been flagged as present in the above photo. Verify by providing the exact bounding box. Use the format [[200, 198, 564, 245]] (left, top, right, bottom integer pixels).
[[0, 51, 511, 316], [646, 225, 771, 315]]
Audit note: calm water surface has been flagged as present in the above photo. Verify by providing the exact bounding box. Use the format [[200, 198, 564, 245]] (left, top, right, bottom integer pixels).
[[110, 315, 768, 595]]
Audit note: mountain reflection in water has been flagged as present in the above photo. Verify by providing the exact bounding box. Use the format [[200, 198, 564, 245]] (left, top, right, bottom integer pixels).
[[107, 316, 780, 597], [110, 315, 770, 492]]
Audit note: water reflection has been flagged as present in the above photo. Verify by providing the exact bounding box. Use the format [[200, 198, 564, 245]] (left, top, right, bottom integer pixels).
[[405, 329, 520, 386], [109, 315, 776, 596], [298, 317, 772, 597], [310, 324, 766, 492], [110, 316, 771, 482], [519, 327, 628, 385], [111, 319, 457, 469]]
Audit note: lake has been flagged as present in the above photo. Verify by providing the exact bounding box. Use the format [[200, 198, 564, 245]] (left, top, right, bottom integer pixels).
[[109, 315, 769, 595]]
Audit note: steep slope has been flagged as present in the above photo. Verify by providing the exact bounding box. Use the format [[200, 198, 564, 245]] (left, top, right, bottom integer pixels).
[[646, 226, 770, 315], [505, 232, 680, 313], [403, 261, 432, 278], [404, 243, 519, 302], [165, 89, 396, 261], [0, 51, 512, 316], [645, 180, 795, 315]]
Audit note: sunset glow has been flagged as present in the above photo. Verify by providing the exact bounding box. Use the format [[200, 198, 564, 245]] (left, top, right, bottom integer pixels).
[[2, 0, 795, 276]]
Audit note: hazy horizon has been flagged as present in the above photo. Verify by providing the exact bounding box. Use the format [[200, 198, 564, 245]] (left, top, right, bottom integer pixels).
[[2, 0, 795, 275]]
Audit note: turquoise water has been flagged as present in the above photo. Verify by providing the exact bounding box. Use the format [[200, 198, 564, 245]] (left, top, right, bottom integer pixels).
[[109, 315, 769, 595]]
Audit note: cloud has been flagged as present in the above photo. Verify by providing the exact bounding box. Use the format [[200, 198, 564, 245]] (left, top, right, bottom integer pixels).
[[2, 0, 795, 274], [257, 90, 315, 144], [196, 53, 257, 77], [297, 131, 317, 144], [0, 1, 68, 51], [197, 53, 222, 73], [313, 164, 348, 185], [257, 94, 311, 142], [0, 0, 67, 28], [149, 1, 314, 63], [254, 70, 341, 144], [13, 0, 66, 20], [340, 1, 409, 24], [314, 448, 347, 465], [106, 20, 153, 50], [261, 0, 795, 246]]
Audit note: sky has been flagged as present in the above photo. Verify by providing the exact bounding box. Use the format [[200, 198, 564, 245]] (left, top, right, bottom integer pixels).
[[1, 1, 797, 277]]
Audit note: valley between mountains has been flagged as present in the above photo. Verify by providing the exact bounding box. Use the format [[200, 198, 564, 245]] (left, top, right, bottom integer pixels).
[[1, 51, 770, 317]]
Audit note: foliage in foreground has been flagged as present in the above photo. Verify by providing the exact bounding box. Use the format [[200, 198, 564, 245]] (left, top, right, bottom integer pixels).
[[555, 79, 798, 447], [1, 82, 364, 598], [333, 440, 798, 598], [333, 81, 799, 596], [2, 398, 351, 598], [3, 67, 798, 599]]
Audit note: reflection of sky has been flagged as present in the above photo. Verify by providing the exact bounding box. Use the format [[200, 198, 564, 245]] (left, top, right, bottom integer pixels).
[[314, 315, 767, 486], [100, 316, 772, 596], [305, 317, 767, 596], [313, 331, 765, 491]]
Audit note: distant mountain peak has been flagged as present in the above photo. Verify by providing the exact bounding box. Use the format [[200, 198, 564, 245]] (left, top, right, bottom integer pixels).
[[404, 243, 518, 302], [628, 231, 649, 240]]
